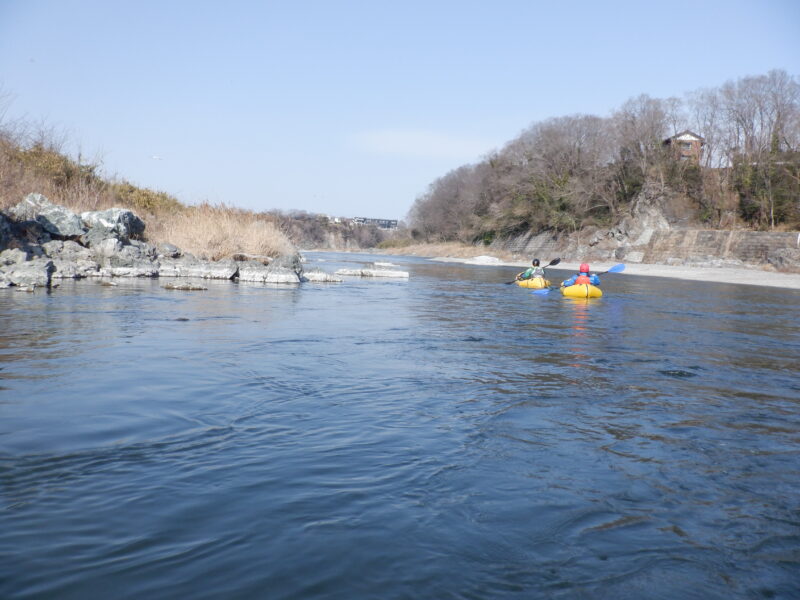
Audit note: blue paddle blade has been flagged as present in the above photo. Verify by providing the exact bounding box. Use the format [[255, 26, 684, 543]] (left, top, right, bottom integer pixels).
[[532, 288, 550, 295], [608, 263, 625, 273]]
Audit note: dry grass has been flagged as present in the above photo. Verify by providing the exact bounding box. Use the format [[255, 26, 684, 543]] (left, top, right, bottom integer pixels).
[[150, 203, 295, 260], [0, 126, 296, 259]]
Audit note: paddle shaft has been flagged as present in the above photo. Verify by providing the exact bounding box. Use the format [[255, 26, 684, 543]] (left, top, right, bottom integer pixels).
[[506, 258, 561, 284], [536, 263, 624, 294], [596, 263, 625, 275]]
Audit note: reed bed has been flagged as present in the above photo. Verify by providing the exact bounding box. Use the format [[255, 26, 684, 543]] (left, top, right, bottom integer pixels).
[[150, 203, 295, 260]]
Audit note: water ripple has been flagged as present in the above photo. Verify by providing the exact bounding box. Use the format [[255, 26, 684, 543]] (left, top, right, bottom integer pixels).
[[1, 260, 799, 599]]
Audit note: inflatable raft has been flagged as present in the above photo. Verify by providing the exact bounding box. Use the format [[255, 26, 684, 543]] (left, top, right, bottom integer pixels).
[[516, 277, 550, 289], [561, 283, 602, 298]]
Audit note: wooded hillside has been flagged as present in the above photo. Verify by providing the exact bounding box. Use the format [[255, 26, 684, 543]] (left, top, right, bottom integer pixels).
[[408, 70, 800, 243]]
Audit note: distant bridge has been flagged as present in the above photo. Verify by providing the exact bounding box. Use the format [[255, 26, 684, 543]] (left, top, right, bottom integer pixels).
[[350, 217, 398, 230]]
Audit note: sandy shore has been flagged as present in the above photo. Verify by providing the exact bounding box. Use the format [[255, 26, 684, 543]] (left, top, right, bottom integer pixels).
[[428, 255, 800, 289]]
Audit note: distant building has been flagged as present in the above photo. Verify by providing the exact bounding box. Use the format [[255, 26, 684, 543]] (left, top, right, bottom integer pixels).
[[663, 130, 705, 163], [351, 217, 398, 230]]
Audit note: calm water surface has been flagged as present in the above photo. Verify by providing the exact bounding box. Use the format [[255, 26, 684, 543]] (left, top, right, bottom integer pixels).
[[1, 253, 799, 599]]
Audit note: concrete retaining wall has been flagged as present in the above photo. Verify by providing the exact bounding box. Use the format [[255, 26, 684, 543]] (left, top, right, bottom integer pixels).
[[643, 230, 799, 264], [495, 229, 800, 272]]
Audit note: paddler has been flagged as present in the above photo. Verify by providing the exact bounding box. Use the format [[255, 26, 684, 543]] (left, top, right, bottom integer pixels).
[[561, 263, 600, 287], [516, 258, 547, 281]]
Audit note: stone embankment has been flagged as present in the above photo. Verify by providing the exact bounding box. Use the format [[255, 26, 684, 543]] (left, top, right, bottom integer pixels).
[[0, 194, 322, 290], [492, 183, 800, 273]]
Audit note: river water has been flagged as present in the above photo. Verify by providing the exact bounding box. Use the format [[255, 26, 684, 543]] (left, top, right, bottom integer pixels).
[[1, 252, 799, 599]]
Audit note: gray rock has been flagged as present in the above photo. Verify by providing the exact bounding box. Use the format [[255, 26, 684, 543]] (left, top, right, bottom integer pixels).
[[0, 248, 30, 266], [158, 258, 238, 279], [2, 258, 55, 288], [270, 253, 304, 275], [106, 244, 149, 268], [108, 264, 159, 278], [0, 272, 11, 288], [767, 248, 800, 273], [9, 194, 86, 238], [91, 238, 124, 260], [80, 207, 145, 240], [51, 259, 101, 279], [81, 227, 119, 248], [238, 263, 300, 283], [41, 240, 64, 257], [335, 268, 409, 278], [156, 258, 185, 278], [128, 239, 158, 260], [157, 242, 182, 259], [97, 243, 159, 276], [43, 240, 92, 262], [301, 268, 343, 283]]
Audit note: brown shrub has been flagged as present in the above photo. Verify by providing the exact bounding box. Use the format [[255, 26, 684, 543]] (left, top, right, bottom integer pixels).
[[0, 123, 295, 259], [151, 203, 295, 260]]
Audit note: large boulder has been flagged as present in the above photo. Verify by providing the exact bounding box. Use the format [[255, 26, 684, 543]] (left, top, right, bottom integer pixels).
[[158, 258, 238, 279], [87, 240, 159, 277], [81, 207, 145, 240], [42, 240, 93, 261], [301, 268, 342, 283], [40, 237, 101, 278], [105, 244, 149, 268], [91, 238, 124, 260], [2, 258, 55, 288], [128, 239, 158, 260], [156, 242, 182, 259], [8, 193, 86, 238], [80, 227, 118, 249], [0, 248, 30, 266], [51, 259, 101, 279], [108, 263, 159, 278], [238, 262, 300, 283], [269, 253, 304, 276]]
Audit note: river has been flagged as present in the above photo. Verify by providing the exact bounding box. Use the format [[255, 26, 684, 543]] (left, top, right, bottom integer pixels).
[[1, 252, 799, 599]]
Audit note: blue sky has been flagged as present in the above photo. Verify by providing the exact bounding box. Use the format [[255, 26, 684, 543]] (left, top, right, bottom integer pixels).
[[1, 1, 798, 220]]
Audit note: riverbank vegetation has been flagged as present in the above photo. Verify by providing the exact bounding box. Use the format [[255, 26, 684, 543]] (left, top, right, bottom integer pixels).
[[265, 210, 393, 250], [408, 70, 800, 244], [0, 118, 294, 259]]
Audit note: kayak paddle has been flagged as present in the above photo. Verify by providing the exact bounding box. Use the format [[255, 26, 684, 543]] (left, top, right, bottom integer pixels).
[[532, 263, 623, 294], [505, 257, 561, 284], [597, 263, 625, 275]]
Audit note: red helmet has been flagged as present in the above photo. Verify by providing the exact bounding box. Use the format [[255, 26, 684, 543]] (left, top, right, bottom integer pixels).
[[579, 263, 590, 273]]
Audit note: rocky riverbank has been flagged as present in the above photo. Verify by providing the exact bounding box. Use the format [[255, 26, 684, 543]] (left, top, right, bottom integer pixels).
[[0, 194, 310, 290], [426, 255, 800, 289], [489, 182, 800, 274]]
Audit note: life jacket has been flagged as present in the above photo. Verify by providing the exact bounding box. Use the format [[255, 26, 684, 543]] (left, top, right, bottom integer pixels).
[[574, 274, 591, 285]]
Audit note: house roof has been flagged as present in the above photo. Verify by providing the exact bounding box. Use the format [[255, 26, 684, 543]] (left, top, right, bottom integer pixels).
[[665, 130, 705, 143]]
